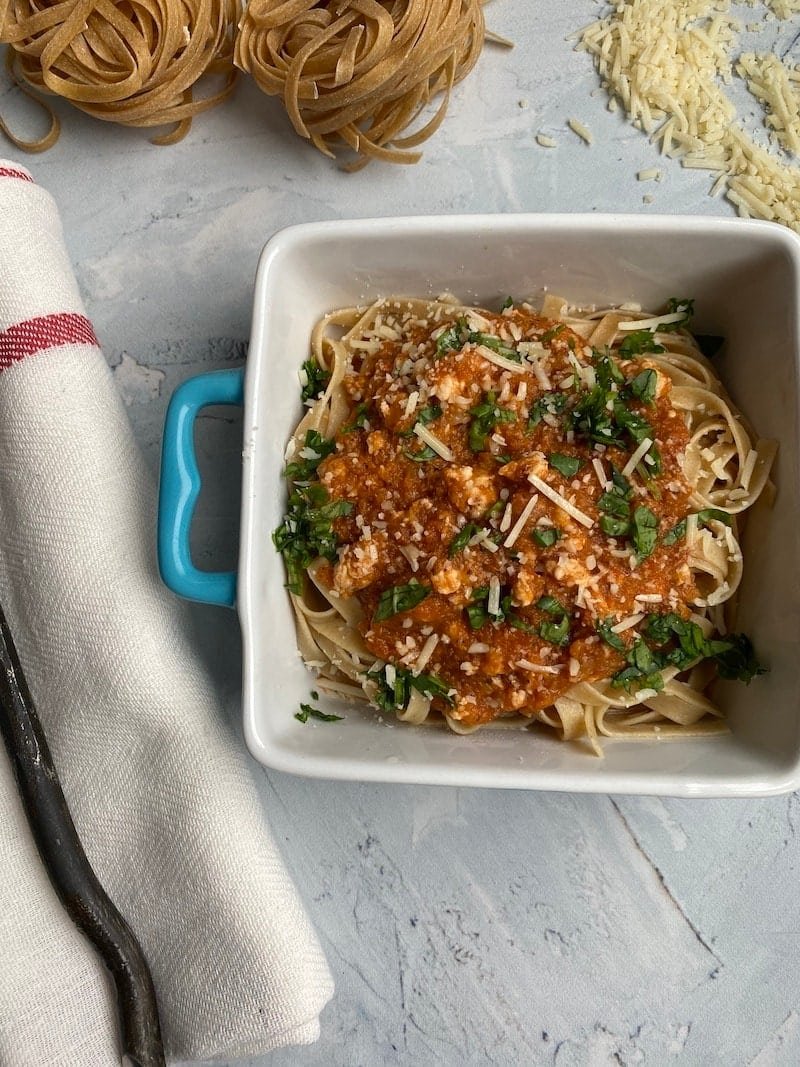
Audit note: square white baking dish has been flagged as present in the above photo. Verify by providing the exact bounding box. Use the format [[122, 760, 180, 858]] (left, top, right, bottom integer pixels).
[[238, 213, 800, 796]]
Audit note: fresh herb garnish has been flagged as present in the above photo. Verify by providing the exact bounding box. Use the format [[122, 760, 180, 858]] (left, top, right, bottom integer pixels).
[[471, 332, 520, 361], [532, 526, 561, 548], [273, 483, 352, 594], [501, 296, 514, 311], [662, 518, 687, 546], [295, 703, 343, 724], [628, 368, 658, 405], [468, 391, 516, 452], [284, 429, 336, 483], [535, 595, 571, 647], [374, 581, 431, 621], [631, 505, 658, 562], [541, 324, 566, 344], [663, 508, 732, 546], [341, 402, 370, 434], [435, 320, 467, 356], [449, 523, 479, 557], [368, 664, 455, 713], [597, 468, 633, 538], [611, 638, 666, 695], [466, 585, 504, 629], [404, 444, 437, 462], [660, 297, 694, 332], [618, 331, 665, 357], [300, 358, 330, 404], [528, 391, 568, 430], [415, 403, 442, 426], [597, 619, 627, 653], [548, 453, 582, 479], [714, 634, 766, 683]]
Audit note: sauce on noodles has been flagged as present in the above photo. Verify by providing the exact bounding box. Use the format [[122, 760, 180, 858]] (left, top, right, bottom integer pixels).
[[275, 296, 776, 750]]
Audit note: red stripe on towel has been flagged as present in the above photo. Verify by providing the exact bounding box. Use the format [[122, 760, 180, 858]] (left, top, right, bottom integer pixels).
[[0, 313, 98, 371], [0, 167, 33, 183]]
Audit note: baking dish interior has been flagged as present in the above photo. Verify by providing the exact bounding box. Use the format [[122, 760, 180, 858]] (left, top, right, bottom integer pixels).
[[240, 214, 800, 795]]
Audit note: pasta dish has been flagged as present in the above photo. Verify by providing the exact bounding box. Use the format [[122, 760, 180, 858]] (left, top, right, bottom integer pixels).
[[274, 294, 776, 752]]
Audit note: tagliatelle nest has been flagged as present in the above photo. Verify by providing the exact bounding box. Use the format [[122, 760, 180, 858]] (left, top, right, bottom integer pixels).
[[0, 0, 241, 150], [234, 0, 487, 168]]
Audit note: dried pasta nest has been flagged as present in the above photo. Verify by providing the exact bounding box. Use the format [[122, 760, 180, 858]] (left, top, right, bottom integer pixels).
[[234, 0, 486, 168], [0, 0, 241, 149]]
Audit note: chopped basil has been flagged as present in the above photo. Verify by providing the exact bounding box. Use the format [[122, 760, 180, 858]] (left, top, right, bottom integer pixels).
[[663, 509, 731, 546], [598, 489, 631, 519], [436, 321, 466, 356], [697, 507, 732, 527], [535, 595, 571, 646], [295, 703, 343, 724], [628, 368, 657, 405], [467, 585, 505, 629], [468, 391, 516, 452], [539, 616, 570, 647], [449, 523, 479, 557], [660, 297, 694, 332], [593, 349, 626, 389], [367, 663, 454, 713], [536, 595, 566, 616], [631, 505, 658, 562], [416, 403, 442, 427], [662, 517, 686, 546], [501, 296, 514, 310], [640, 613, 766, 682], [341, 402, 370, 434], [541, 324, 566, 344], [532, 526, 561, 548], [310, 690, 319, 700], [284, 429, 336, 483], [300, 358, 331, 403], [618, 331, 665, 357], [714, 634, 766, 683], [273, 482, 352, 594], [548, 453, 582, 479], [404, 444, 437, 462], [374, 580, 431, 621], [528, 391, 568, 430], [472, 332, 520, 361], [611, 637, 665, 694], [600, 514, 631, 538], [597, 619, 627, 654]]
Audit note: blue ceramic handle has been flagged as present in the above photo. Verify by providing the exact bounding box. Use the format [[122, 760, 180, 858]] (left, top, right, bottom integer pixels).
[[157, 367, 244, 607]]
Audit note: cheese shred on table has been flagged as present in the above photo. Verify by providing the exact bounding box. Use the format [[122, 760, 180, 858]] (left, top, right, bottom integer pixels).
[[578, 0, 800, 231]]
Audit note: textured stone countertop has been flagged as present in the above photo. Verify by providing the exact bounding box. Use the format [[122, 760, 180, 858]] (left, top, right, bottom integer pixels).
[[6, 3, 800, 1064]]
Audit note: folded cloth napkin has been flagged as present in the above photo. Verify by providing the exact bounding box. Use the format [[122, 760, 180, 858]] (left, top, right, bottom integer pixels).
[[0, 160, 334, 1065]]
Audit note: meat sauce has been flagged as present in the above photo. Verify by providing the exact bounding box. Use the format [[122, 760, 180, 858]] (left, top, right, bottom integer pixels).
[[317, 303, 696, 726]]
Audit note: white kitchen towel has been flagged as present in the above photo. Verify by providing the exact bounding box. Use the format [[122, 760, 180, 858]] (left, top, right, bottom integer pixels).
[[0, 160, 334, 1065]]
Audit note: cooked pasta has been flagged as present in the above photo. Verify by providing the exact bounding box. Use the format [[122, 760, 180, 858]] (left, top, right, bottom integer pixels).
[[274, 294, 776, 753]]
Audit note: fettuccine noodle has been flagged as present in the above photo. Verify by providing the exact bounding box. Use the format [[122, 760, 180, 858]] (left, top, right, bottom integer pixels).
[[276, 295, 776, 754]]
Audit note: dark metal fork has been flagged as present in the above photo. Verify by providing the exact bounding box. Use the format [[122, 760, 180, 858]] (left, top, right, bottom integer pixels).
[[0, 604, 165, 1067]]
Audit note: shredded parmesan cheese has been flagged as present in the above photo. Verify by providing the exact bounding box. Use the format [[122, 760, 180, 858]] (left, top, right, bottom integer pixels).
[[475, 344, 525, 374], [414, 633, 439, 672], [413, 423, 454, 461], [504, 495, 539, 548], [622, 437, 654, 477], [568, 117, 593, 144], [527, 473, 595, 528]]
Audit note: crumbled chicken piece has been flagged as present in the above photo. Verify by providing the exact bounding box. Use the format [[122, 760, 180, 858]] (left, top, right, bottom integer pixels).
[[498, 451, 548, 484], [443, 465, 497, 517], [430, 562, 465, 596], [512, 567, 545, 607], [333, 530, 389, 595]]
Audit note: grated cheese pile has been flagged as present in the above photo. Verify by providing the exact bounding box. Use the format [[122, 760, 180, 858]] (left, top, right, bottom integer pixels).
[[578, 1, 800, 230]]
